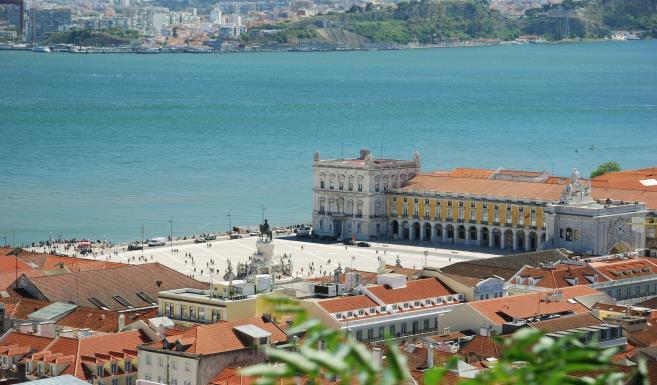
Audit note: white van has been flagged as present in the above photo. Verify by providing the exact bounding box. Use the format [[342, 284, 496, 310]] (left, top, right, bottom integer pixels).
[[148, 237, 167, 247]]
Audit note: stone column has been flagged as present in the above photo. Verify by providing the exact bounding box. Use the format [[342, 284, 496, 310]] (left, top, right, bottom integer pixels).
[[500, 230, 505, 250], [419, 224, 425, 242], [465, 226, 471, 246], [488, 230, 494, 248], [512, 230, 518, 252], [442, 224, 448, 243], [524, 230, 531, 252]]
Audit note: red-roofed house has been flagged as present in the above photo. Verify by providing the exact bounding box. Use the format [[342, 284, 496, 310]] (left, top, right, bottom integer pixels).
[[439, 286, 606, 334], [302, 275, 463, 342], [0, 330, 54, 382], [137, 316, 287, 385], [23, 329, 150, 384]]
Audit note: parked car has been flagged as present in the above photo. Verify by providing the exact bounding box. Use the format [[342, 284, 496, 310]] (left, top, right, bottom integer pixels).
[[230, 232, 241, 239], [194, 238, 206, 244], [342, 239, 356, 246], [205, 235, 217, 241], [356, 241, 371, 247], [127, 243, 143, 251]]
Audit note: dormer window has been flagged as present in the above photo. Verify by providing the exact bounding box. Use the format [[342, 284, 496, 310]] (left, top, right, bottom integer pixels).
[[425, 299, 432, 305], [369, 308, 376, 313], [111, 362, 118, 375], [125, 360, 132, 372], [347, 311, 353, 317], [358, 309, 365, 316], [97, 364, 104, 377], [336, 313, 342, 319], [414, 301, 421, 307], [445, 296, 453, 302], [403, 303, 409, 309], [380, 306, 386, 312], [392, 304, 398, 310]]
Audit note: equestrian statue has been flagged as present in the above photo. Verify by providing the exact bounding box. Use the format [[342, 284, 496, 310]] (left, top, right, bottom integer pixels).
[[259, 219, 273, 242]]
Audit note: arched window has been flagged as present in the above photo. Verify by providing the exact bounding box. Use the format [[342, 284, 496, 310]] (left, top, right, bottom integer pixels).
[[319, 198, 326, 214], [374, 200, 382, 216], [374, 176, 381, 192], [319, 173, 326, 189], [329, 174, 336, 190], [357, 201, 364, 217], [565, 228, 573, 241], [348, 175, 355, 191], [357, 176, 364, 192], [383, 176, 389, 191], [338, 175, 345, 191], [347, 199, 354, 215], [391, 175, 398, 188]]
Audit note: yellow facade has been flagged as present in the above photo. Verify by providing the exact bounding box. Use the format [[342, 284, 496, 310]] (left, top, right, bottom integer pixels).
[[158, 296, 257, 325], [388, 195, 545, 229]]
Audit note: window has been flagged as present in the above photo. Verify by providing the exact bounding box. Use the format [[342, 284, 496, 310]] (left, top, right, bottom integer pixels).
[[185, 362, 191, 372], [125, 360, 132, 372], [482, 208, 488, 222], [649, 227, 656, 238], [378, 326, 384, 338], [190, 306, 197, 321], [458, 208, 464, 221], [357, 178, 363, 192], [145, 354, 151, 365], [111, 362, 118, 375], [126, 377, 134, 385], [402, 203, 408, 216], [348, 177, 354, 191], [425, 205, 430, 218], [357, 222, 361, 234], [389, 325, 396, 336], [447, 207, 453, 219], [470, 208, 475, 221], [97, 365, 104, 377], [88, 297, 110, 310], [413, 205, 419, 217], [565, 228, 573, 241], [358, 309, 365, 316], [506, 206, 512, 225], [113, 295, 134, 308], [198, 307, 206, 322], [384, 177, 388, 191], [423, 319, 429, 330], [158, 357, 164, 368], [136, 291, 157, 305], [171, 359, 177, 370], [367, 329, 373, 340], [401, 323, 407, 334], [144, 375, 152, 381], [329, 178, 335, 190], [436, 202, 441, 219], [170, 380, 177, 385], [320, 180, 325, 189], [165, 302, 174, 317], [339, 178, 344, 191], [493, 207, 499, 223], [112, 379, 118, 385], [212, 309, 221, 323], [375, 179, 379, 192], [403, 303, 409, 309], [518, 207, 525, 226], [356, 330, 363, 341]]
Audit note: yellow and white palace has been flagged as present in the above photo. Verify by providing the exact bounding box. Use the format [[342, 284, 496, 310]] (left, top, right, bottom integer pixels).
[[312, 149, 657, 255]]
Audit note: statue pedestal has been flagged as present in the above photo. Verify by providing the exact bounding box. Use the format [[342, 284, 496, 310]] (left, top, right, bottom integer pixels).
[[255, 240, 274, 264]]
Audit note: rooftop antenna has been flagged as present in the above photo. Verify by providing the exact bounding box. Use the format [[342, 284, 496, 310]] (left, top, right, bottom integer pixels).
[[261, 205, 267, 223], [341, 141, 344, 159], [226, 210, 232, 232], [140, 224, 144, 258], [168, 216, 174, 252], [380, 143, 383, 159]]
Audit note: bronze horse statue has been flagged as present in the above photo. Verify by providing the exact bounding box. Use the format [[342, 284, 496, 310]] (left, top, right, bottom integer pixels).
[[259, 219, 273, 242]]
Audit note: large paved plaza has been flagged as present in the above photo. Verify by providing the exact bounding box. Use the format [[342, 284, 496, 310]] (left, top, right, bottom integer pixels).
[[49, 235, 505, 283]]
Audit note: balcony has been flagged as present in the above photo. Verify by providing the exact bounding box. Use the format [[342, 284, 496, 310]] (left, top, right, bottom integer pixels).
[[355, 214, 363, 218], [469, 220, 476, 224]]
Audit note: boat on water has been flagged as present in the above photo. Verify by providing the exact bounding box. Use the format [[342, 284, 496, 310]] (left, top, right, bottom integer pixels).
[[0, 44, 13, 50], [32, 46, 51, 53]]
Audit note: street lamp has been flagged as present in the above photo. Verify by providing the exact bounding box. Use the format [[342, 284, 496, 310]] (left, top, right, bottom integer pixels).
[[423, 250, 428, 268]]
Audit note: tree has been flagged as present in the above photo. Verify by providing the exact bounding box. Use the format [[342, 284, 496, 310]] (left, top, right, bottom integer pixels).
[[590, 161, 621, 178], [244, 296, 646, 385]]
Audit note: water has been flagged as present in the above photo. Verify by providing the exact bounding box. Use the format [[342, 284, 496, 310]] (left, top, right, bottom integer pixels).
[[1, 41, 657, 244]]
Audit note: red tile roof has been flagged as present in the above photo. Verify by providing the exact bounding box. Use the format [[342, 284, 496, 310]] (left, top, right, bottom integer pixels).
[[402, 169, 657, 209], [146, 317, 287, 355], [592, 168, 657, 192], [367, 278, 454, 304], [20, 263, 207, 310], [459, 335, 503, 360], [56, 307, 158, 333], [318, 295, 378, 313], [588, 257, 657, 281], [529, 313, 604, 333], [29, 330, 151, 379], [513, 264, 609, 289], [0, 331, 54, 355], [469, 286, 600, 326], [0, 297, 51, 319]]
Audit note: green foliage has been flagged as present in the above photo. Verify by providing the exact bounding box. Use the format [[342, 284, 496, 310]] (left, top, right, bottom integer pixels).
[[247, 297, 647, 385], [45, 28, 140, 46], [590, 161, 622, 178]]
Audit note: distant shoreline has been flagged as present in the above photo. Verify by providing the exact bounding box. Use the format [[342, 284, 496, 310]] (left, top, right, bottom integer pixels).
[[1, 37, 645, 55]]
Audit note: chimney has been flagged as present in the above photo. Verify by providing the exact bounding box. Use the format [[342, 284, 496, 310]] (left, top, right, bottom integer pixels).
[[426, 344, 434, 369], [118, 314, 126, 331]]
